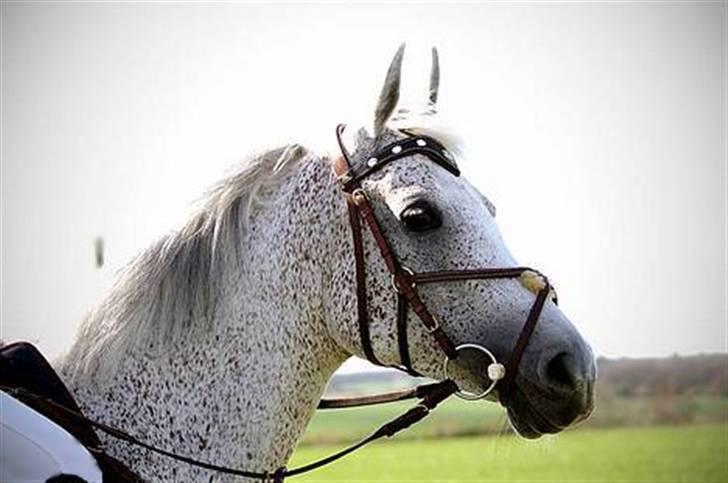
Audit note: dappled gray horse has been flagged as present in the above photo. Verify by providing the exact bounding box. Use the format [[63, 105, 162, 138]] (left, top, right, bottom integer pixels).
[[60, 45, 595, 481]]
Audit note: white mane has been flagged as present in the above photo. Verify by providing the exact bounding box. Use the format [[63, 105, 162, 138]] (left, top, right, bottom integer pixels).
[[391, 111, 465, 157], [65, 110, 462, 380], [66, 144, 310, 379]]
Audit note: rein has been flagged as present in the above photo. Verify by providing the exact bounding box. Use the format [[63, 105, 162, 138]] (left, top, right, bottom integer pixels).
[[7, 125, 555, 481], [3, 380, 456, 483]]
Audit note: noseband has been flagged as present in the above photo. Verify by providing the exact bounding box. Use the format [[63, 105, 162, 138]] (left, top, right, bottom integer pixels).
[[332, 124, 555, 401]]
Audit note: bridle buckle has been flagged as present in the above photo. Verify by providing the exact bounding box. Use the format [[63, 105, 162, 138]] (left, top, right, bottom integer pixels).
[[427, 316, 442, 335], [351, 188, 368, 203], [337, 172, 354, 187], [391, 266, 416, 293]]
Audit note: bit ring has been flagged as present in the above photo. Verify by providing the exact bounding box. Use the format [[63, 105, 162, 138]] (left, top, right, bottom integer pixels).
[[442, 343, 505, 401]]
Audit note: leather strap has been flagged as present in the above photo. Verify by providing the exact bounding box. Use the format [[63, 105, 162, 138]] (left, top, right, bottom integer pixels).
[[317, 381, 450, 409], [498, 282, 551, 401], [346, 194, 382, 366], [4, 380, 458, 482], [396, 295, 413, 372], [351, 193, 401, 274], [338, 133, 460, 191], [413, 268, 528, 284], [285, 379, 457, 478], [333, 154, 383, 366]]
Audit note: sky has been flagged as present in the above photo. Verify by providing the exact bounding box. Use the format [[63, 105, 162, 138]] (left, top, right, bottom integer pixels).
[[1, 2, 726, 374]]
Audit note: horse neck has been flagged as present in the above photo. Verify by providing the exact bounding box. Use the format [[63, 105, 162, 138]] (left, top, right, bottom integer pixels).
[[59, 154, 350, 482]]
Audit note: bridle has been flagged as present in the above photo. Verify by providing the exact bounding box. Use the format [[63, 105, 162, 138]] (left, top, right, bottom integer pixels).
[[5, 125, 557, 482], [331, 123, 555, 401]]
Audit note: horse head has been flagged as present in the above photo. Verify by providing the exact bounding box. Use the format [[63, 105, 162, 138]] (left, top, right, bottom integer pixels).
[[327, 44, 595, 438]]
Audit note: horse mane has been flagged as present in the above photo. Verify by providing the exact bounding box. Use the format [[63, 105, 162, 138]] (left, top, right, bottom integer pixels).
[[64, 112, 463, 381], [65, 144, 311, 380], [390, 111, 464, 157]]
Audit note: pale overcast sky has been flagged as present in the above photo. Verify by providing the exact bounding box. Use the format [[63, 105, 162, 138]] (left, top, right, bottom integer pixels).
[[1, 2, 726, 373]]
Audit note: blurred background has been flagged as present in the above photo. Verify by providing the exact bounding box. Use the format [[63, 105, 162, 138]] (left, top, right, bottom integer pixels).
[[1, 2, 726, 482]]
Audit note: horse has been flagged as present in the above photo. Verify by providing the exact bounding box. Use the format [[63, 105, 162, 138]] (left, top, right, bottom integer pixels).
[[50, 45, 596, 482]]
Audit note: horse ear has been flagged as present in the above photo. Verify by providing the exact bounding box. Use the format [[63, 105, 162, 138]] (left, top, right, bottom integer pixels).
[[428, 47, 440, 106], [373, 43, 405, 137]]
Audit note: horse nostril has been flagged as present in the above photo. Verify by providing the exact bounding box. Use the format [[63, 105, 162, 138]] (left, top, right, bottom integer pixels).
[[545, 352, 576, 391]]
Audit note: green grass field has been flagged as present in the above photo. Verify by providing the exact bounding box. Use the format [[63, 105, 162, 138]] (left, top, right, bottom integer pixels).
[[290, 424, 728, 482]]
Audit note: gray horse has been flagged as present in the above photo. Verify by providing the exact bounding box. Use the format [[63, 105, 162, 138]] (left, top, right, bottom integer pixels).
[[59, 45, 595, 482]]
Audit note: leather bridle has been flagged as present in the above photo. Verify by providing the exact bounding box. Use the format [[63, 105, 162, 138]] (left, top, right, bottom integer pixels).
[[5, 125, 558, 482], [332, 123, 555, 402]]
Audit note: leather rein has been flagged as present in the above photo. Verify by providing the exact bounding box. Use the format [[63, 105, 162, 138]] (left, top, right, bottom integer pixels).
[[6, 125, 555, 482]]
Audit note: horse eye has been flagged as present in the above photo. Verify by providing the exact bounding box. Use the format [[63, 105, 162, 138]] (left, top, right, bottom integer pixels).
[[400, 200, 442, 233]]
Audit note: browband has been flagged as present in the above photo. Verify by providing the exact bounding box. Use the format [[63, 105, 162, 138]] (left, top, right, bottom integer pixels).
[[335, 124, 460, 191]]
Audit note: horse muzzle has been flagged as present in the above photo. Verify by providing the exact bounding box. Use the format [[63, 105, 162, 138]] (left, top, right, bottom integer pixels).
[[504, 343, 596, 438]]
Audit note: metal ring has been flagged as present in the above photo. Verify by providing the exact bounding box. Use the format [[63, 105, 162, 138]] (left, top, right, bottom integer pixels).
[[442, 343, 505, 401], [390, 266, 415, 293]]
